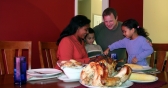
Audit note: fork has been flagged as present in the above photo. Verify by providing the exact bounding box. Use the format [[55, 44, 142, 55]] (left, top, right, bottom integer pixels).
[[34, 71, 46, 74]]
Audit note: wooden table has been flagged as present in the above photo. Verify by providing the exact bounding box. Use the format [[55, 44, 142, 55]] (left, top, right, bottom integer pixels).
[[0, 72, 168, 88]]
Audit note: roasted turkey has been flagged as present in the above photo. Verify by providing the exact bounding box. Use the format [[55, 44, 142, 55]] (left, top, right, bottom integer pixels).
[[80, 55, 132, 87]]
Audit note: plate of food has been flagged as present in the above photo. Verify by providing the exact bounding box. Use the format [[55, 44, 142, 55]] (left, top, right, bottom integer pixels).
[[129, 73, 158, 83], [124, 64, 152, 71], [27, 68, 62, 77], [80, 80, 133, 88], [57, 59, 84, 79]]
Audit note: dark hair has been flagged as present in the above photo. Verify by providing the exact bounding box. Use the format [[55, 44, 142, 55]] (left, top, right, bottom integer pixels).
[[84, 28, 95, 39], [102, 8, 117, 19], [122, 19, 149, 37], [57, 15, 90, 45]]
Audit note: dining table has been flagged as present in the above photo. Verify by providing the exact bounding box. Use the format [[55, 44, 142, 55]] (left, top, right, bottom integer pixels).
[[0, 71, 168, 88]]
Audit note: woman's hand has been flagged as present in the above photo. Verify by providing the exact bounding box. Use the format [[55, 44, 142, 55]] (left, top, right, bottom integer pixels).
[[131, 57, 138, 64], [103, 48, 110, 55]]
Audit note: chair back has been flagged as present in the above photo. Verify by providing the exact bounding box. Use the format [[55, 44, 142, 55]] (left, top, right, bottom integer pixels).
[[150, 43, 168, 72], [0, 41, 32, 75], [38, 41, 58, 68]]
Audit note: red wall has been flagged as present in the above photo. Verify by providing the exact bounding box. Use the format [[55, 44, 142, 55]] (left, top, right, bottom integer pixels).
[[0, 0, 74, 68], [109, 0, 143, 26]]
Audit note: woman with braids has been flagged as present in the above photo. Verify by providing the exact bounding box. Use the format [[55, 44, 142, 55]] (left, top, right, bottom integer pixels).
[[104, 19, 153, 66], [56, 15, 91, 67]]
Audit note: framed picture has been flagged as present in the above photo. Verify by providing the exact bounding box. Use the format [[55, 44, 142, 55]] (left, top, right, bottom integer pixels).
[[93, 15, 102, 27]]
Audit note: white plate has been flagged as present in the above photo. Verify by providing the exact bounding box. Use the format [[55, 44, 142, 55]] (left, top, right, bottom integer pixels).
[[80, 80, 133, 88], [27, 74, 60, 81], [132, 66, 152, 72], [58, 74, 80, 82], [129, 77, 158, 83], [27, 68, 62, 77]]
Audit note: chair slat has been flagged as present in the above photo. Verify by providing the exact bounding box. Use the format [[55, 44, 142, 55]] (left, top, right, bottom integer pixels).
[[165, 57, 168, 72], [0, 50, 5, 75], [50, 49, 57, 68], [38, 41, 57, 68], [4, 49, 15, 74], [45, 49, 51, 68], [150, 52, 155, 67]]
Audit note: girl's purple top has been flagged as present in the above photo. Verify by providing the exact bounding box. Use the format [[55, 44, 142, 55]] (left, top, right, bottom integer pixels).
[[108, 36, 153, 66]]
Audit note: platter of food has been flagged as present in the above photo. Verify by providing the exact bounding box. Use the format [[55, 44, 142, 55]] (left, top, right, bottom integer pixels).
[[80, 55, 133, 87]]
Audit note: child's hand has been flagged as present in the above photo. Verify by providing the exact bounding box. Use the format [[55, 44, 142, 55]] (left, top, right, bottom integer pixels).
[[132, 57, 138, 64], [103, 48, 110, 55], [146, 40, 152, 46]]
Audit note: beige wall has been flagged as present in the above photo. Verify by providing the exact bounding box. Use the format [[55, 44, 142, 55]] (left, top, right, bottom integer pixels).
[[143, 0, 168, 43]]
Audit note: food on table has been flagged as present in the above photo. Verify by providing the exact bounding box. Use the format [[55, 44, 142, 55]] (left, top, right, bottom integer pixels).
[[59, 59, 82, 68], [124, 64, 143, 70], [129, 73, 156, 81], [59, 59, 83, 79], [80, 55, 132, 87]]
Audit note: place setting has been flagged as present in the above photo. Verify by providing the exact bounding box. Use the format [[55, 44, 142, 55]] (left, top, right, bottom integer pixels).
[[27, 68, 62, 81]]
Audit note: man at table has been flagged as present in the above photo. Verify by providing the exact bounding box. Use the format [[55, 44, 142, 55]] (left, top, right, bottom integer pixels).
[[93, 8, 126, 66]]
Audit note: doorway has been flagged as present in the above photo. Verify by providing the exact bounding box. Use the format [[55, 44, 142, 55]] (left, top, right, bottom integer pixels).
[[75, 0, 109, 27]]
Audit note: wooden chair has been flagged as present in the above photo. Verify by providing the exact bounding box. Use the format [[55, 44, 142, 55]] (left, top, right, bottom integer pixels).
[[38, 41, 58, 68], [150, 43, 168, 72], [0, 41, 32, 75]]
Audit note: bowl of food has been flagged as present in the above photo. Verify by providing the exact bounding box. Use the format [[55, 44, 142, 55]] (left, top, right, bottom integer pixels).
[[58, 59, 83, 79]]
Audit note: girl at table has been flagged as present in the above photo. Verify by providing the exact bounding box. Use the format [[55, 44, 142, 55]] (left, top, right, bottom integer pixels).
[[104, 19, 153, 66], [56, 15, 91, 66], [84, 28, 103, 58]]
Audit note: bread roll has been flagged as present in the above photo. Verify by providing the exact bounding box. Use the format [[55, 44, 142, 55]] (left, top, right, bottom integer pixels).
[[129, 73, 156, 81], [124, 64, 143, 70]]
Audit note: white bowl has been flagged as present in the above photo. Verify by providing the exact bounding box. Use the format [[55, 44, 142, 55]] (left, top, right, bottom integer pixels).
[[62, 67, 82, 79]]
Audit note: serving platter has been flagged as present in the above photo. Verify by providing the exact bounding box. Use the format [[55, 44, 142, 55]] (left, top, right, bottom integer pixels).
[[80, 80, 133, 88]]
